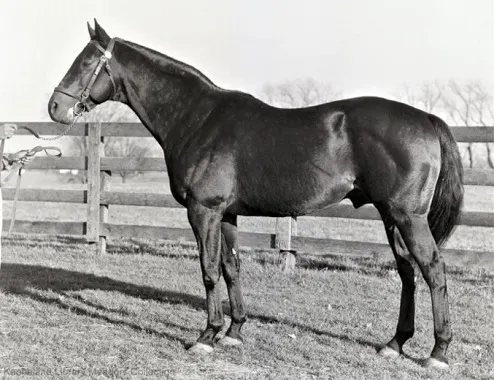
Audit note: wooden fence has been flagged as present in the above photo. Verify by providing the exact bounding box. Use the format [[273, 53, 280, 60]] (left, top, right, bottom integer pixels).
[[2, 122, 494, 266]]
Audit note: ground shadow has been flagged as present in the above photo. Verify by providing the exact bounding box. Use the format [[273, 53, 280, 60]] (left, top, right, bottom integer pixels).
[[6, 236, 492, 284], [107, 240, 198, 260], [0, 263, 381, 352], [0, 263, 204, 346], [3, 235, 88, 247], [112, 238, 396, 279], [296, 255, 396, 277]]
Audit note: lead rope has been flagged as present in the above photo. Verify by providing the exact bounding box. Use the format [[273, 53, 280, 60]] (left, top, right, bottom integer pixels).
[[0, 139, 5, 268], [1, 128, 64, 237], [9, 168, 23, 235], [0, 88, 82, 269]]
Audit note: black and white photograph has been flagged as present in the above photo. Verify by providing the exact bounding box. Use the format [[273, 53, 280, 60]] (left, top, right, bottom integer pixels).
[[0, 0, 492, 379]]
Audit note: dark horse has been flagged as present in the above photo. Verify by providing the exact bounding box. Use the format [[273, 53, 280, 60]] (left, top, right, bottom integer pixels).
[[48, 21, 463, 369]]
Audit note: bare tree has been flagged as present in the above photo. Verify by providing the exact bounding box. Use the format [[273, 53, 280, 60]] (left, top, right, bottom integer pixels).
[[469, 83, 494, 168], [396, 80, 494, 168], [395, 82, 443, 113], [69, 101, 158, 183], [104, 136, 153, 183], [442, 80, 475, 168], [260, 77, 341, 108], [441, 80, 494, 168]]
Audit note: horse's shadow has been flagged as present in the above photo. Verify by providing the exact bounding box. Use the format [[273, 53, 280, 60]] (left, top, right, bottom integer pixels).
[[0, 262, 383, 354], [0, 263, 205, 346]]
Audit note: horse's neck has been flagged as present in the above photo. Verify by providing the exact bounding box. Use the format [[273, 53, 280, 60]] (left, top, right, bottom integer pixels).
[[116, 40, 220, 151]]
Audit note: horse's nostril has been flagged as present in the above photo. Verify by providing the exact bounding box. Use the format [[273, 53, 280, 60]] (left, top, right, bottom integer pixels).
[[51, 101, 58, 111]]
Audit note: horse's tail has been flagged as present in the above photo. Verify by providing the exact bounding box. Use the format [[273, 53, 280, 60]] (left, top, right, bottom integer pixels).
[[427, 114, 464, 247]]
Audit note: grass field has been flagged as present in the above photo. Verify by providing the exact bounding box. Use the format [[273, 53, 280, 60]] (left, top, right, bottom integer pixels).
[[0, 235, 493, 379]]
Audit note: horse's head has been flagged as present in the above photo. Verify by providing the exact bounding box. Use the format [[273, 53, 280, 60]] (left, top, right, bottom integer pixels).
[[48, 20, 119, 124]]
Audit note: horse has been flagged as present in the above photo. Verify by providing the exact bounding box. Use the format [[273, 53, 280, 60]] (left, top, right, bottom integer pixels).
[[48, 20, 463, 369]]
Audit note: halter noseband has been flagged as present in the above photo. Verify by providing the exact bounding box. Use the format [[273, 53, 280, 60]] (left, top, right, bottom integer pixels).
[[54, 38, 117, 116]]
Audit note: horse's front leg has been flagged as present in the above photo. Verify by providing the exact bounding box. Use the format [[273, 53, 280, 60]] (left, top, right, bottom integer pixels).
[[187, 198, 225, 354]]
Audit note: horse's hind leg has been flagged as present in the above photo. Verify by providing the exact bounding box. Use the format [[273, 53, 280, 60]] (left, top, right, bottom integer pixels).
[[217, 214, 247, 347], [387, 207, 452, 368], [377, 210, 418, 358]]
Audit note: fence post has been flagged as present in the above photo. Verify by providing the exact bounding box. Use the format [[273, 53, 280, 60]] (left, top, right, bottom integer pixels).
[[275, 217, 297, 271], [87, 122, 101, 243], [99, 131, 111, 254]]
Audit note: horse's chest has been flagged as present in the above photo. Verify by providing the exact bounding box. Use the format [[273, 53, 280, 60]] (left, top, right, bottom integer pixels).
[[166, 152, 235, 206], [166, 168, 190, 204], [165, 158, 193, 205]]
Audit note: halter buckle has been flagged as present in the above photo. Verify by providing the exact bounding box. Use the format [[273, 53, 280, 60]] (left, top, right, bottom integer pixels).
[[81, 88, 90, 101]]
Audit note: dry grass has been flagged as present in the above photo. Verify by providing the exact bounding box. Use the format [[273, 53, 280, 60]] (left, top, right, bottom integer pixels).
[[0, 235, 493, 379]]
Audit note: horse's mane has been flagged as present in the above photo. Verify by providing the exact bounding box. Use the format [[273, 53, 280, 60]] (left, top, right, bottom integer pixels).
[[117, 38, 220, 90]]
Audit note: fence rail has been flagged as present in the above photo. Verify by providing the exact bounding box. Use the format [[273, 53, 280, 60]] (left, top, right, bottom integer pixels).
[[2, 189, 493, 228], [23, 157, 494, 186], [13, 122, 494, 141], [3, 122, 494, 264]]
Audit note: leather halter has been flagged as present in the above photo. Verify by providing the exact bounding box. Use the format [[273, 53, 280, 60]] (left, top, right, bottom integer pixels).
[[54, 39, 117, 115]]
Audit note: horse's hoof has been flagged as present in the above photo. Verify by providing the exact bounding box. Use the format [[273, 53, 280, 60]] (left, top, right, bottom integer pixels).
[[378, 346, 400, 359], [424, 357, 449, 370], [187, 342, 214, 355], [217, 336, 243, 347]]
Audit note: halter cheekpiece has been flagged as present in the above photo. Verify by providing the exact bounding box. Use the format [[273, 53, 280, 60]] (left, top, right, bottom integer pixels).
[[54, 38, 116, 115]]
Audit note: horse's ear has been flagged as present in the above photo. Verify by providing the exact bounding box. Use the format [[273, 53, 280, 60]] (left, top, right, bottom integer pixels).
[[87, 21, 96, 40], [94, 19, 111, 45]]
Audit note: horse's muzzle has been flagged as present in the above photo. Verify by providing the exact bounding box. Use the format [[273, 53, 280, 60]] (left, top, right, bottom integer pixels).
[[48, 92, 78, 124]]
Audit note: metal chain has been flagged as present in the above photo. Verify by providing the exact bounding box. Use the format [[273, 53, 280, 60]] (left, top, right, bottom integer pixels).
[[34, 115, 81, 141]]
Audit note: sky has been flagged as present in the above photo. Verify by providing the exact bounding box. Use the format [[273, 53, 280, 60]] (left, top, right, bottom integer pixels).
[[0, 0, 493, 122]]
